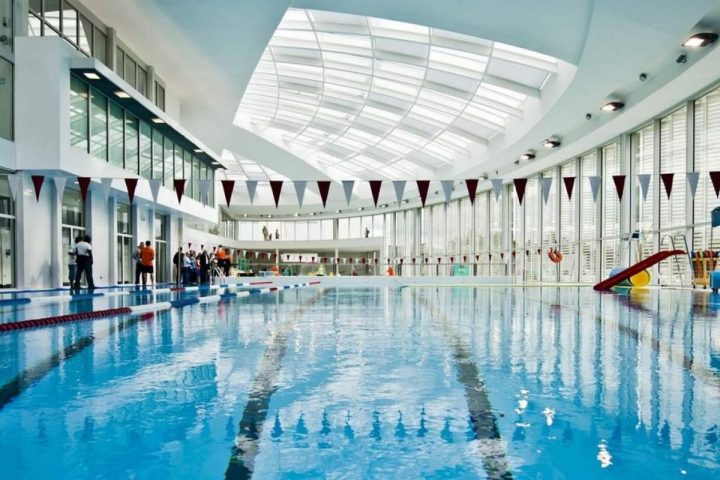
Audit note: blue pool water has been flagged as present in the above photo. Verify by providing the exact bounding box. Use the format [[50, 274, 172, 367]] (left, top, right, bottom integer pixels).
[[1, 286, 719, 479]]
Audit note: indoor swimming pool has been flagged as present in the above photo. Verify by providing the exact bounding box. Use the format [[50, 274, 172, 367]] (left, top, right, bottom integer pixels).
[[1, 286, 719, 479]]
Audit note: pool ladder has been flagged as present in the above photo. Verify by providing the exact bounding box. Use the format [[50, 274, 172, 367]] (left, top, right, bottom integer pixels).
[[659, 233, 691, 287]]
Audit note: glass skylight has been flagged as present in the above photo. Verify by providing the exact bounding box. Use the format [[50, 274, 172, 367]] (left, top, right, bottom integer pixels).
[[235, 8, 559, 179]]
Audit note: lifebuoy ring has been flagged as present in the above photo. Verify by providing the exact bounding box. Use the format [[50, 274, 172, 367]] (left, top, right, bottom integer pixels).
[[548, 248, 564, 263]]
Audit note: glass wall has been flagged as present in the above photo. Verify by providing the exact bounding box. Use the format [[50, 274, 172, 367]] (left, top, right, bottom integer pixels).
[[70, 74, 216, 201], [28, 0, 106, 63], [154, 214, 167, 283], [0, 57, 11, 140], [61, 189, 84, 285], [0, 175, 15, 288], [116, 203, 132, 284]]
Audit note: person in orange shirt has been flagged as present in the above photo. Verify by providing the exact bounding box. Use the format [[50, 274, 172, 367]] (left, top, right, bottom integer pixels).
[[140, 240, 156, 288]]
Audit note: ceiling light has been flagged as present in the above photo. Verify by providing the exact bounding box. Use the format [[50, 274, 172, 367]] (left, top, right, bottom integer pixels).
[[151, 117, 165, 124], [310, 212, 316, 216], [402, 199, 409, 204], [83, 72, 100, 80], [268, 215, 272, 218], [211, 161, 221, 166], [193, 148, 203, 153], [294, 213, 299, 217], [542, 138, 561, 149], [601, 101, 624, 112], [114, 91, 131, 99], [519, 151, 535, 161], [335, 209, 342, 213], [358, 207, 364, 211], [243, 214, 248, 218], [683, 33, 718, 48]]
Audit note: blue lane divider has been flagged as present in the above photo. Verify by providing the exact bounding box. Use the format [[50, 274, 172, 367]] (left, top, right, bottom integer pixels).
[[0, 298, 31, 307], [169, 297, 200, 308]]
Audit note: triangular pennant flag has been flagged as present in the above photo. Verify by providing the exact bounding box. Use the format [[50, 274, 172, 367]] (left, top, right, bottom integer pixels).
[[78, 177, 91, 202], [246, 180, 258, 204], [637, 174, 651, 201], [269, 180, 283, 208], [317, 181, 331, 208], [563, 177, 575, 200], [441, 180, 454, 204], [513, 178, 527, 205], [173, 179, 186, 203], [293, 180, 307, 207], [53, 176, 67, 200], [660, 173, 674, 199], [101, 178, 113, 203], [197, 180, 211, 204], [588, 176, 602, 203], [539, 177, 553, 204], [465, 179, 479, 205], [416, 180, 430, 207], [687, 171, 699, 197], [6, 174, 20, 201], [342, 180, 354, 206], [491, 179, 503, 201], [220, 180, 235, 206], [149, 179, 162, 203], [125, 178, 138, 204], [31, 175, 44, 201], [710, 172, 720, 198], [369, 180, 382, 207], [612, 175, 626, 201], [392, 180, 406, 206]]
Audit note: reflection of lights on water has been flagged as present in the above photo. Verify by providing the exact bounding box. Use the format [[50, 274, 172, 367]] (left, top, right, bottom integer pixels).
[[542, 407, 555, 426], [518, 399, 528, 410], [597, 441, 612, 468]]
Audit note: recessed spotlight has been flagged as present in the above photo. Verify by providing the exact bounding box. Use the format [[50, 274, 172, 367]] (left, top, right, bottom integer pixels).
[[601, 101, 625, 112], [211, 161, 221, 166], [402, 199, 409, 204], [519, 151, 535, 161], [542, 138, 561, 149], [358, 207, 364, 211], [676, 54, 688, 64], [151, 117, 165, 124], [268, 214, 272, 219], [114, 91, 131, 98], [83, 72, 100, 80], [683, 32, 718, 48], [335, 209, 342, 213], [310, 212, 316, 216], [193, 148, 203, 153], [639, 72, 647, 82], [294, 213, 299, 217], [242, 214, 248, 218]]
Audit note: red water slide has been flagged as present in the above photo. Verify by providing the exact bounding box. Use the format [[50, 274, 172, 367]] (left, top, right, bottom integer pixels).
[[593, 250, 686, 291]]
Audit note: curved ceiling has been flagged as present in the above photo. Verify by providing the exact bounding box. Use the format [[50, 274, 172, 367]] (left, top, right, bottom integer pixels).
[[235, 9, 565, 181]]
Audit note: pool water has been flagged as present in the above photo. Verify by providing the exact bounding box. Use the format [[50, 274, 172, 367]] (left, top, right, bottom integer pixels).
[[1, 286, 719, 479]]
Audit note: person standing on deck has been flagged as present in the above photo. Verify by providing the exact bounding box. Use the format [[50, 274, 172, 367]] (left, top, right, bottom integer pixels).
[[74, 235, 95, 290], [140, 240, 155, 288], [68, 236, 80, 286]]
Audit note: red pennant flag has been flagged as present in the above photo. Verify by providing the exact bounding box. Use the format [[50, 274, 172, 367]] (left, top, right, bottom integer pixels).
[[299, 255, 302, 262], [501, 252, 505, 259], [412, 257, 416, 264], [475, 255, 479, 261], [174, 179, 186, 203], [78, 177, 91, 201], [660, 173, 674, 199], [513, 178, 528, 204], [374, 258, 378, 265], [711, 171, 720, 198], [317, 181, 331, 207], [31, 175, 45, 201], [612, 175, 626, 201], [286, 255, 290, 261], [416, 180, 430, 207], [465, 179, 479, 205], [489, 254, 492, 261], [270, 180, 283, 208], [450, 256, 455, 263], [221, 180, 235, 207], [425, 258, 429, 264], [437, 257, 441, 264], [563, 177, 575, 200], [369, 180, 382, 207], [125, 178, 138, 204]]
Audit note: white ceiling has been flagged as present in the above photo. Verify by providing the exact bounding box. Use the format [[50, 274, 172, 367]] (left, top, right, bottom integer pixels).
[[81, 0, 720, 215]]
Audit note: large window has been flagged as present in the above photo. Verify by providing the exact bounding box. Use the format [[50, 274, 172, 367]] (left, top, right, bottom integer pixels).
[[660, 108, 687, 230], [61, 189, 85, 285], [108, 101, 124, 167], [139, 121, 152, 179], [694, 87, 720, 249], [0, 58, 12, 140], [125, 114, 139, 174], [90, 89, 107, 161], [70, 75, 88, 150]]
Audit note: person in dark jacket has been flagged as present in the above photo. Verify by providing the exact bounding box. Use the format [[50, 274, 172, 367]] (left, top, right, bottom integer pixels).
[[198, 245, 209, 284], [173, 246, 184, 285], [74, 235, 95, 290]]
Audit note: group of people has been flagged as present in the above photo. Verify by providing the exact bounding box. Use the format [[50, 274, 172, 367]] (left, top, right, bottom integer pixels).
[[173, 245, 231, 285], [261, 225, 280, 241]]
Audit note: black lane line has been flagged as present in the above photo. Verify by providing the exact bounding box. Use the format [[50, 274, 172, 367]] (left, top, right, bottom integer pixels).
[[0, 315, 141, 411], [225, 290, 326, 480], [415, 289, 514, 480]]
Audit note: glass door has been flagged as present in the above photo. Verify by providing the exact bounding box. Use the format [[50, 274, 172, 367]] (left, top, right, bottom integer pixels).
[[154, 214, 167, 283], [0, 218, 14, 288], [116, 235, 132, 284], [116, 203, 133, 284]]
